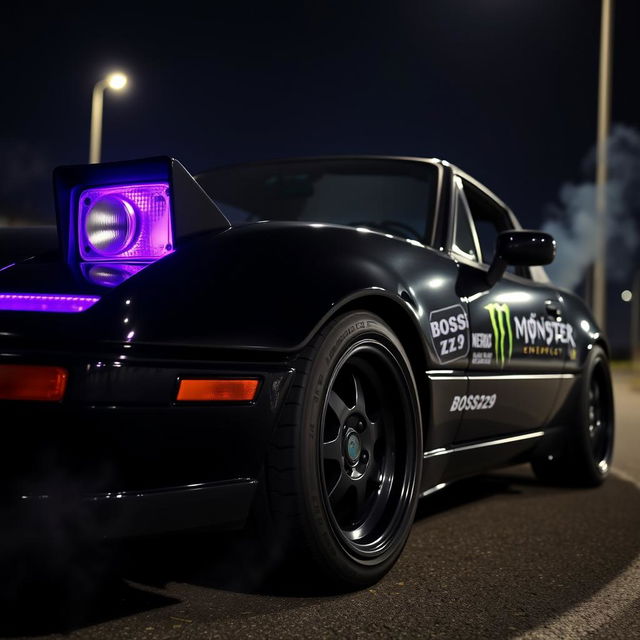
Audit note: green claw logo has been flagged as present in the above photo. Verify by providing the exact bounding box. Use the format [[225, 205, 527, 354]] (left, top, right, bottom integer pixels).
[[484, 303, 513, 368]]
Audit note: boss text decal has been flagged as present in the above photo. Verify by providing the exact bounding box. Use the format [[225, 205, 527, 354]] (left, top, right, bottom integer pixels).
[[428, 304, 470, 364]]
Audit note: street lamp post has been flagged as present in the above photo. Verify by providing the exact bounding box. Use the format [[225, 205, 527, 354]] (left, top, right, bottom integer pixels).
[[592, 0, 614, 331], [89, 72, 128, 164], [632, 271, 640, 370]]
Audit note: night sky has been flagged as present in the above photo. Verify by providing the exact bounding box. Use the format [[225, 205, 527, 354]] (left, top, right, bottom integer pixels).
[[1, 0, 639, 349]]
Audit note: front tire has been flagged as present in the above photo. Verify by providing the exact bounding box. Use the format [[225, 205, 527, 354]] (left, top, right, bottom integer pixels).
[[532, 344, 614, 487], [266, 311, 422, 588]]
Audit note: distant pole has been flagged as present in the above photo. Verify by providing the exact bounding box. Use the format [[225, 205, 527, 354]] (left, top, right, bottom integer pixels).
[[592, 0, 614, 330], [89, 80, 106, 164], [88, 72, 128, 164], [632, 271, 640, 367]]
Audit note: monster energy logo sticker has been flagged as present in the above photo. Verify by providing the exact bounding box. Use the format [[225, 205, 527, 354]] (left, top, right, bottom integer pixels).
[[484, 303, 513, 368], [483, 303, 576, 365]]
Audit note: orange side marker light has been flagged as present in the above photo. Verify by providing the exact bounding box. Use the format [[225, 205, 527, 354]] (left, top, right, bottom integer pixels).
[[177, 378, 259, 402]]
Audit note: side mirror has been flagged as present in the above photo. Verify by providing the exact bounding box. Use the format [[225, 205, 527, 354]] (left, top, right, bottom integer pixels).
[[486, 230, 556, 286]]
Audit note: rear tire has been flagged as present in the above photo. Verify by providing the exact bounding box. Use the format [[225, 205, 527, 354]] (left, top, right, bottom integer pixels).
[[266, 311, 422, 588], [532, 345, 614, 487]]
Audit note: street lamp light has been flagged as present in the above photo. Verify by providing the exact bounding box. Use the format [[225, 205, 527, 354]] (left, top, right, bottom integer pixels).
[[89, 71, 128, 164]]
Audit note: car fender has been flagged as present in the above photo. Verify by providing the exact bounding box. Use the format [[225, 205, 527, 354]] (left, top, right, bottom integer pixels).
[[560, 290, 610, 371], [95, 222, 446, 358]]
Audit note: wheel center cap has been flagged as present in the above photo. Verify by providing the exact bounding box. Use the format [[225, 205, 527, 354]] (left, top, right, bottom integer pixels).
[[345, 432, 361, 463]]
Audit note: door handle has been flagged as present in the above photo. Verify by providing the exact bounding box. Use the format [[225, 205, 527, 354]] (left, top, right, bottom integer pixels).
[[545, 301, 561, 318]]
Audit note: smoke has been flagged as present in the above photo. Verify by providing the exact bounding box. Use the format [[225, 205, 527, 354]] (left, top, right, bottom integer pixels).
[[543, 124, 640, 290]]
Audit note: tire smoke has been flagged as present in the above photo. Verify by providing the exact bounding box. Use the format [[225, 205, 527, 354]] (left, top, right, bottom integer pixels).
[[543, 124, 640, 290]]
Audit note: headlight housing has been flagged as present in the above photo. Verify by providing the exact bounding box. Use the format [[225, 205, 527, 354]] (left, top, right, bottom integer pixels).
[[78, 183, 173, 261]]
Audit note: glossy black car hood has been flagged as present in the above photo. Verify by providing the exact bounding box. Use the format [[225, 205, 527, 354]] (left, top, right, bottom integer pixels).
[[0, 221, 440, 355]]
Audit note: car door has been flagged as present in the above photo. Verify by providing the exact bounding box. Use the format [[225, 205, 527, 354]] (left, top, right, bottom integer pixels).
[[450, 176, 571, 443]]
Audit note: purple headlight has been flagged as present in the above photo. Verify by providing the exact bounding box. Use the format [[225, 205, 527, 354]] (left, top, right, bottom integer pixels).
[[84, 196, 137, 256], [0, 293, 100, 313], [78, 183, 173, 261]]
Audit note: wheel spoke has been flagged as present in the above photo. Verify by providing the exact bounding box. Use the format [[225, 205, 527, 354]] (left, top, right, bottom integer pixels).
[[328, 471, 352, 504], [360, 419, 379, 455], [592, 414, 609, 453], [589, 382, 601, 423], [322, 435, 343, 464], [353, 373, 367, 416], [592, 422, 605, 455], [328, 390, 350, 423]]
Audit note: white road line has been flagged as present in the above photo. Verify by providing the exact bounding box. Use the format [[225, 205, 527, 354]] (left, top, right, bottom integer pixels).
[[612, 468, 640, 491], [513, 469, 640, 640]]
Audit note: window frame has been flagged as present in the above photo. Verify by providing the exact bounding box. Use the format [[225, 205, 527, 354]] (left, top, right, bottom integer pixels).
[[451, 176, 483, 264], [446, 169, 536, 282]]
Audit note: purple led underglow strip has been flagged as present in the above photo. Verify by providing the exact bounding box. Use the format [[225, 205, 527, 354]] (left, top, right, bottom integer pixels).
[[78, 182, 173, 261], [0, 293, 100, 313]]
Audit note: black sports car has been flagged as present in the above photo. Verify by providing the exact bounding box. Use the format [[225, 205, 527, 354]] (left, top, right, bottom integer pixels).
[[0, 156, 614, 588]]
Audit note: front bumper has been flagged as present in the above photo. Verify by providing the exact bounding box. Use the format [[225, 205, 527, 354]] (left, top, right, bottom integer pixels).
[[10, 479, 258, 538], [1, 350, 294, 536]]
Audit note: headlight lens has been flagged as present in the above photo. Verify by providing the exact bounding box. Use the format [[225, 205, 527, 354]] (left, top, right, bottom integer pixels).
[[84, 195, 138, 256], [77, 182, 172, 261]]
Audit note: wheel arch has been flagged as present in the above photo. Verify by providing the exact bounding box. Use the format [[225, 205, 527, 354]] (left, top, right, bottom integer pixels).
[[594, 337, 610, 360]]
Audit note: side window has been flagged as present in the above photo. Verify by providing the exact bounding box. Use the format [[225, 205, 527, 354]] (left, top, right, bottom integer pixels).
[[452, 181, 481, 262], [461, 179, 530, 278], [474, 218, 502, 266]]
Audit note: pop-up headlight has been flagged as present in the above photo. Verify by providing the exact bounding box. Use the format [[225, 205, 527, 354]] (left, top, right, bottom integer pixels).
[[53, 156, 230, 267], [0, 157, 231, 314], [78, 183, 172, 261]]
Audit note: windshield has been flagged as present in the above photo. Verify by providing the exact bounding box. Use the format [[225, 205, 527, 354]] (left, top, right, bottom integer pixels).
[[196, 158, 437, 242]]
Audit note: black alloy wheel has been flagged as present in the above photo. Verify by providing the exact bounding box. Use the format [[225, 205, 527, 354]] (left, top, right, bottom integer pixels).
[[320, 340, 416, 559], [266, 311, 422, 587], [532, 344, 614, 487], [586, 360, 614, 477]]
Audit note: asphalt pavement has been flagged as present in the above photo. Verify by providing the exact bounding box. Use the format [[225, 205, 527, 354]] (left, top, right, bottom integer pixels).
[[2, 369, 639, 640]]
